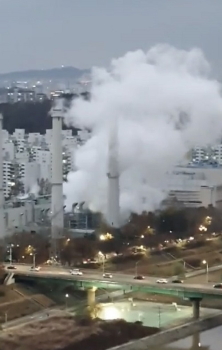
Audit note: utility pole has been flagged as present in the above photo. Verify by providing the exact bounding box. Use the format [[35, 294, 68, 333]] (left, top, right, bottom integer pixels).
[[9, 244, 13, 265], [102, 256, 105, 275], [5, 311, 8, 324], [135, 261, 139, 276], [158, 306, 161, 328], [33, 253, 36, 268]]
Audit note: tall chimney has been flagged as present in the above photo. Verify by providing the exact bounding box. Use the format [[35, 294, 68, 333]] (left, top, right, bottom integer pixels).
[[0, 114, 5, 238], [107, 119, 120, 235], [50, 98, 64, 257]]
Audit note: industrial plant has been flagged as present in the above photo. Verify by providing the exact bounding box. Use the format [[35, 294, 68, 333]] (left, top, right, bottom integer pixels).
[[1, 90, 222, 257], [0, 94, 120, 259]]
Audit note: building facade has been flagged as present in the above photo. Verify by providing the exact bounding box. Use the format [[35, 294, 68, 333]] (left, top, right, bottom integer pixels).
[[166, 164, 222, 208]]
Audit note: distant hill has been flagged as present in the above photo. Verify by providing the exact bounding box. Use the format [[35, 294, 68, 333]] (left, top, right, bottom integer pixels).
[[0, 66, 90, 81]]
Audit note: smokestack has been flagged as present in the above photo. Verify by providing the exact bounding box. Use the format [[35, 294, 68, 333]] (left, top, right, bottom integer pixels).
[[0, 114, 5, 238], [107, 119, 120, 234], [50, 98, 64, 257]]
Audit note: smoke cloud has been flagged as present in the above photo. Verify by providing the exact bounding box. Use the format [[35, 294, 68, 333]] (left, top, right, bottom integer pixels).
[[17, 183, 40, 200], [63, 44, 222, 223]]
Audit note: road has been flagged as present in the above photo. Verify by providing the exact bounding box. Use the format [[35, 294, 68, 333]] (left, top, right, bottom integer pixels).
[[1, 308, 62, 330], [186, 263, 222, 278], [5, 259, 222, 280], [3, 263, 222, 295], [4, 263, 161, 284], [4, 262, 220, 283]]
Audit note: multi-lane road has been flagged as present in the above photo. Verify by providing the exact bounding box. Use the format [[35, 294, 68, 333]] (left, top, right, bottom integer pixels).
[[4, 263, 159, 283], [3, 263, 219, 294]]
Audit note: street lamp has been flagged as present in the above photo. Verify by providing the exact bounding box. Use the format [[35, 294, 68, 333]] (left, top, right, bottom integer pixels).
[[100, 234, 105, 241], [65, 293, 69, 309], [135, 261, 139, 276], [30, 248, 36, 268], [202, 260, 209, 283], [98, 251, 105, 274], [8, 244, 14, 266], [100, 254, 105, 275], [32, 253, 36, 268], [4, 311, 8, 324]]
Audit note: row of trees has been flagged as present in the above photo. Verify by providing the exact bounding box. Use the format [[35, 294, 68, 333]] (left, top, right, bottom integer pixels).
[[122, 205, 222, 238], [0, 205, 221, 266]]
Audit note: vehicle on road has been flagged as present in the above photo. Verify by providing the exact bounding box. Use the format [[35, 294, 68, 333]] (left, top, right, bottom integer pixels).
[[103, 273, 112, 278], [213, 283, 222, 289], [134, 275, 145, 280], [172, 279, 183, 283], [7, 266, 17, 270], [70, 269, 83, 276], [156, 278, 168, 284], [30, 266, 41, 272]]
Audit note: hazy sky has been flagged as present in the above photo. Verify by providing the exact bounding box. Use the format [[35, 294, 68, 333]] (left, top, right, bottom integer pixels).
[[0, 0, 222, 74]]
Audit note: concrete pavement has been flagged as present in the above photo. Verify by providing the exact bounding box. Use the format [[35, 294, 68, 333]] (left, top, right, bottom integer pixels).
[[186, 263, 222, 278], [1, 308, 62, 330]]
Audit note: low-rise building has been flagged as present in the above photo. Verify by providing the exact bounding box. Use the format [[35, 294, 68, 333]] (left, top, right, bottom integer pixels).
[[166, 164, 222, 208]]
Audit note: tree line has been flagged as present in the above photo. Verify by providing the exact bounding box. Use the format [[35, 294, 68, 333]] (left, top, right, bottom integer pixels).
[[0, 205, 220, 267], [121, 205, 222, 241]]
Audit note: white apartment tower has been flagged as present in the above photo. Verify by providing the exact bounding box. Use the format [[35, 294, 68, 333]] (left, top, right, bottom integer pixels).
[[0, 114, 5, 237]]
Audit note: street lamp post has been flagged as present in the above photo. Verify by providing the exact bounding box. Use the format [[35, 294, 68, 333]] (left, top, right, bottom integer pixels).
[[135, 261, 139, 276], [9, 244, 14, 265], [65, 293, 69, 309], [202, 260, 209, 283], [5, 311, 8, 324], [98, 251, 105, 275], [158, 306, 161, 328], [9, 246, 12, 266], [102, 257, 105, 275], [30, 248, 37, 268], [33, 253, 36, 268]]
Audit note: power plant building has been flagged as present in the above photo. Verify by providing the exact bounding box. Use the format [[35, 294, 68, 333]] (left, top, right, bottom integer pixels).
[[166, 164, 222, 208]]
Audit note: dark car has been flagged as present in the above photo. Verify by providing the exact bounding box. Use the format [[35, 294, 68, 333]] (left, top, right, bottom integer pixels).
[[7, 266, 17, 270], [134, 275, 145, 280], [213, 283, 222, 289], [172, 279, 183, 284]]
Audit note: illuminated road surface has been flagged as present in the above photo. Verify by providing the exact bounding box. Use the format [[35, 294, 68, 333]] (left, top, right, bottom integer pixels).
[[4, 263, 220, 294], [4, 263, 160, 283]]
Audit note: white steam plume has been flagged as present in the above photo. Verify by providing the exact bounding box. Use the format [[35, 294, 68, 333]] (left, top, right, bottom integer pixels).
[[17, 183, 40, 200], [29, 183, 40, 197], [63, 44, 222, 223]]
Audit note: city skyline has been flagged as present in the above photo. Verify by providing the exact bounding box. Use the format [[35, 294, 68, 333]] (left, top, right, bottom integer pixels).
[[0, 0, 222, 77]]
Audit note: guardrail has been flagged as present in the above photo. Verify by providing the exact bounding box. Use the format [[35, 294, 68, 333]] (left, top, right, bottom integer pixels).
[[14, 273, 222, 299]]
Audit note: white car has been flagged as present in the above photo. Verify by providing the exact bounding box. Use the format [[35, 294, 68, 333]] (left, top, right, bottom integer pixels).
[[70, 269, 83, 276], [30, 266, 41, 272], [156, 279, 168, 284], [103, 273, 112, 278]]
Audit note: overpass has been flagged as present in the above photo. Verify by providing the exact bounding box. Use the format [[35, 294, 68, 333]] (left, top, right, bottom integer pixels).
[[10, 270, 222, 320]]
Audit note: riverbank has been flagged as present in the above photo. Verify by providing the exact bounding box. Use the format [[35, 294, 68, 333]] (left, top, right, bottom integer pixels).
[[108, 312, 222, 350], [0, 316, 159, 350]]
